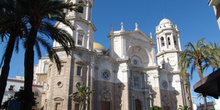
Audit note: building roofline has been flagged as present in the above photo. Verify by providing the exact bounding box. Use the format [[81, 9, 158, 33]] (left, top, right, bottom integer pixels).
[[7, 78, 43, 88]]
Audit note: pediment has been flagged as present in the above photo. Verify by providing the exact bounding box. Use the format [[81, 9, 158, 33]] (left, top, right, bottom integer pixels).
[[125, 30, 156, 45], [54, 97, 64, 101]]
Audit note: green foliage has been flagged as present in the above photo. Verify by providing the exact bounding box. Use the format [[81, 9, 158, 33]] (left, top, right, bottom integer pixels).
[[203, 42, 220, 71], [70, 82, 94, 110], [0, 0, 77, 109], [179, 39, 220, 110], [179, 39, 208, 79], [149, 106, 162, 110], [179, 105, 188, 110], [197, 93, 212, 100], [179, 39, 220, 79], [1, 90, 36, 109], [0, 0, 28, 104]]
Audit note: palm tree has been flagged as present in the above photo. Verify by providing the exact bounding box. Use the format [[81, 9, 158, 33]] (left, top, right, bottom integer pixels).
[[197, 93, 212, 101], [0, 0, 28, 104], [178, 105, 188, 110], [70, 82, 94, 110], [179, 39, 210, 110], [14, 0, 77, 109], [204, 42, 220, 71]]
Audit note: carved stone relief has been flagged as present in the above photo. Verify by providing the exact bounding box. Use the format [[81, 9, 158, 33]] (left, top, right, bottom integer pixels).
[[101, 87, 111, 101]]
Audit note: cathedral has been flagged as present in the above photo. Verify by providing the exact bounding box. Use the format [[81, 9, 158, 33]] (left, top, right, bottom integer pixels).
[[34, 0, 193, 110]]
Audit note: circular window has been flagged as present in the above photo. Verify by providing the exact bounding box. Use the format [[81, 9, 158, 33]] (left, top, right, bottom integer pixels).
[[102, 71, 110, 80], [130, 55, 142, 67], [57, 81, 63, 88], [133, 59, 138, 65]]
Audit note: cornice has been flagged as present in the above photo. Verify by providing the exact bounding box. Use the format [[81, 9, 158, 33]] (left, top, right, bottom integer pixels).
[[156, 50, 182, 57]]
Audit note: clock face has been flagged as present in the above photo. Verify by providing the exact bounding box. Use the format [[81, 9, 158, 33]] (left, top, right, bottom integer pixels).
[[169, 60, 176, 66]]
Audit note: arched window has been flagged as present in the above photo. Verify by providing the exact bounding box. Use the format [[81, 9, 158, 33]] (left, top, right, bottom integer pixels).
[[54, 97, 64, 110], [75, 103, 79, 110], [77, 30, 85, 46], [161, 37, 165, 46], [78, 0, 84, 13], [76, 66, 82, 76], [133, 76, 140, 88], [135, 99, 141, 110], [77, 34, 83, 45], [174, 36, 177, 46], [168, 37, 171, 45], [44, 62, 49, 73]]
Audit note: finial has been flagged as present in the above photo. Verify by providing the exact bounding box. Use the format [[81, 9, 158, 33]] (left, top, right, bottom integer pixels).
[[120, 22, 125, 32], [110, 24, 113, 34], [175, 25, 179, 31], [135, 23, 139, 30], [150, 32, 152, 38]]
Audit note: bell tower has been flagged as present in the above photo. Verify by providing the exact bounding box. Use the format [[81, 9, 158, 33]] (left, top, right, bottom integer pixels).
[[155, 18, 182, 72], [53, 0, 96, 50], [65, 0, 94, 21]]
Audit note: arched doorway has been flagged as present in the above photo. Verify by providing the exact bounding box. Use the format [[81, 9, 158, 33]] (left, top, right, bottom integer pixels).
[[135, 99, 141, 110], [101, 101, 110, 110]]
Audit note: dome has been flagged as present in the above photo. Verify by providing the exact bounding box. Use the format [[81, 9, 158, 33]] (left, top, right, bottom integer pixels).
[[93, 42, 106, 51], [159, 18, 172, 25]]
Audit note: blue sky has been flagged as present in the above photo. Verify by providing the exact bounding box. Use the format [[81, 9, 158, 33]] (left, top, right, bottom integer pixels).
[[0, 0, 219, 105]]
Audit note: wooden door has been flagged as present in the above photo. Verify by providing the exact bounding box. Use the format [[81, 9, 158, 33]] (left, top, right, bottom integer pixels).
[[164, 106, 170, 110], [101, 101, 110, 110], [135, 99, 141, 110]]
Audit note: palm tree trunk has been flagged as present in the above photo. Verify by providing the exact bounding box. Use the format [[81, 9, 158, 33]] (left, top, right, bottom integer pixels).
[[24, 27, 37, 110], [198, 64, 204, 79], [24, 47, 34, 110], [0, 36, 16, 105], [203, 95, 208, 110]]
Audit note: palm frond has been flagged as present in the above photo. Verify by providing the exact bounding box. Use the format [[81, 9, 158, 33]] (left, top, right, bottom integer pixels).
[[35, 38, 42, 59], [35, 37, 62, 72], [15, 37, 20, 53], [39, 21, 75, 55]]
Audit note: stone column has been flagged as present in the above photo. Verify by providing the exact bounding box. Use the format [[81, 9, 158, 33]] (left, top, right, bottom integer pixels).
[[89, 6, 93, 21], [85, 2, 89, 20], [170, 33, 174, 48], [153, 74, 161, 107], [87, 30, 90, 50], [156, 37, 161, 53], [121, 69, 130, 110], [164, 34, 168, 49], [177, 35, 182, 51]]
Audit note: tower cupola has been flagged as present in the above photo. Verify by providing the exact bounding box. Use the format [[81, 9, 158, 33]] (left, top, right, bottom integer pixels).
[[155, 18, 181, 54], [155, 18, 182, 71]]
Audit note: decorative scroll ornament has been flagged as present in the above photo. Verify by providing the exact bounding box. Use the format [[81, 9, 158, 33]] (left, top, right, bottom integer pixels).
[[101, 87, 111, 101]]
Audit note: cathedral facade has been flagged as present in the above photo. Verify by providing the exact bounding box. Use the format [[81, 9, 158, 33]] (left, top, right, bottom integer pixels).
[[34, 0, 193, 110]]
